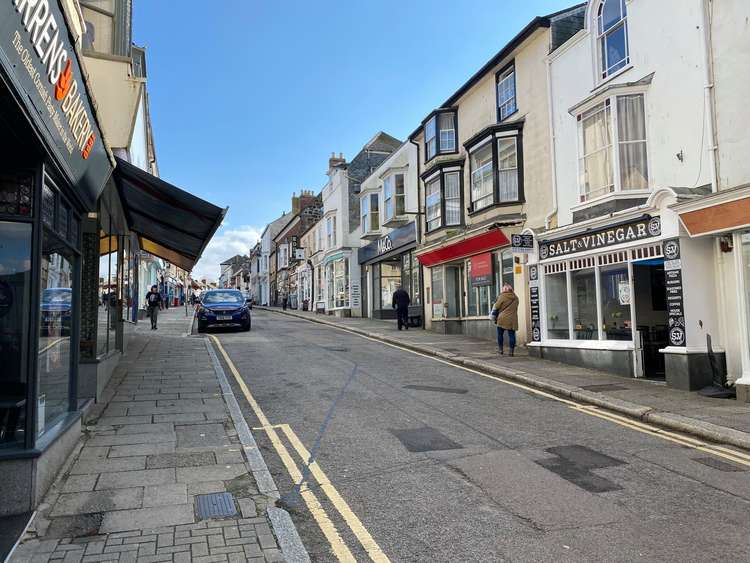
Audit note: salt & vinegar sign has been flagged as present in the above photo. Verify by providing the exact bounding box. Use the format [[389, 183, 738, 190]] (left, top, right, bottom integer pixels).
[[0, 0, 112, 206]]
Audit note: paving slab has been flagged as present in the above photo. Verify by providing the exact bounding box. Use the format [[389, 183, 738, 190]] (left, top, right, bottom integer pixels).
[[142, 484, 188, 508], [51, 489, 144, 517], [95, 469, 175, 490], [99, 506, 195, 534]]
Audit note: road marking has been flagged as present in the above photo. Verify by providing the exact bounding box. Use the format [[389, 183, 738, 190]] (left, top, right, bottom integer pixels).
[[38, 337, 65, 355], [274, 314, 750, 468], [208, 335, 381, 562]]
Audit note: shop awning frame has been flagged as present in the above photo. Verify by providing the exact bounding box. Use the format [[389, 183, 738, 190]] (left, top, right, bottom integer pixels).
[[113, 157, 226, 271], [417, 228, 510, 267], [673, 184, 750, 237]]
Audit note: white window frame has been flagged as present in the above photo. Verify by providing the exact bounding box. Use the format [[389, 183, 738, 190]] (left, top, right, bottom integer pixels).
[[497, 137, 519, 203], [577, 93, 649, 203], [470, 141, 494, 211], [597, 0, 630, 80], [425, 176, 442, 232], [424, 112, 457, 161], [361, 193, 379, 234], [383, 173, 406, 222], [497, 66, 517, 121], [326, 216, 336, 248]]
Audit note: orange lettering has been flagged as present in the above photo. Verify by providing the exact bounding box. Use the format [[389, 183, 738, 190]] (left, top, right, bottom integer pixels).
[[54, 59, 72, 100], [82, 133, 95, 159]]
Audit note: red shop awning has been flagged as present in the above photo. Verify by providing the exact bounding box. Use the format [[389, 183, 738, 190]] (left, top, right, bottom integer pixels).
[[417, 229, 510, 267]]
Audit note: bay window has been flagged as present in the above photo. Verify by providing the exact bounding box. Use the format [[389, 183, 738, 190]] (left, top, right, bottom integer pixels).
[[326, 216, 336, 248], [578, 94, 648, 202], [597, 0, 629, 79], [425, 177, 442, 232], [383, 174, 405, 222], [425, 169, 462, 232], [424, 111, 458, 161], [470, 143, 493, 212], [497, 66, 517, 121], [497, 137, 519, 202], [361, 193, 379, 234], [468, 132, 522, 212]]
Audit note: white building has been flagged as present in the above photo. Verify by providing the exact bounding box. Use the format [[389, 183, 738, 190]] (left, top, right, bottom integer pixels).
[[529, 0, 725, 391], [357, 141, 421, 321], [320, 133, 402, 317], [258, 213, 292, 306]]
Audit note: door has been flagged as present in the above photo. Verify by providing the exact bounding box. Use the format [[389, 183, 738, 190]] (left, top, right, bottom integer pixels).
[[633, 261, 669, 378], [445, 265, 463, 318]]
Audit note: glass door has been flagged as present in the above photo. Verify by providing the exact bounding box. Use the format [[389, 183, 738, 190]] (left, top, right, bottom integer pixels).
[[445, 265, 463, 318]]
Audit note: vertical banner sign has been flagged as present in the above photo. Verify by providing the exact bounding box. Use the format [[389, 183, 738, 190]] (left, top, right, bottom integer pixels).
[[528, 265, 541, 342], [470, 253, 493, 287], [663, 239, 686, 347]]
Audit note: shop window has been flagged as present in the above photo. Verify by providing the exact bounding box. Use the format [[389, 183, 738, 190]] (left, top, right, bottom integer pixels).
[[0, 222, 32, 447], [425, 112, 458, 161], [333, 259, 349, 308], [384, 174, 405, 222], [597, 0, 629, 80], [0, 171, 33, 217], [546, 271, 570, 339], [378, 262, 402, 310], [578, 94, 648, 202], [402, 251, 421, 306], [600, 264, 632, 340], [38, 231, 75, 437], [431, 267, 444, 319], [571, 268, 597, 340]]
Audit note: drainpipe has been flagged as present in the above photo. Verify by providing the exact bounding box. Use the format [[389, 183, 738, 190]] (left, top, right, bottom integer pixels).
[[700, 0, 720, 192], [544, 55, 559, 229], [409, 137, 425, 329]]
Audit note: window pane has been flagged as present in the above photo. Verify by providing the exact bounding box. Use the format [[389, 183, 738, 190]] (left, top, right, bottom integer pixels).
[[0, 222, 32, 447], [497, 69, 517, 120], [501, 250, 514, 290], [444, 172, 461, 226], [395, 174, 405, 216], [479, 285, 491, 317], [82, 7, 114, 53], [426, 178, 441, 230], [497, 138, 519, 202], [370, 194, 379, 230], [470, 143, 493, 210], [467, 284, 478, 317], [410, 251, 421, 305], [618, 95, 649, 190], [425, 117, 437, 159], [600, 264, 632, 340], [39, 231, 74, 436], [380, 262, 401, 311], [546, 272, 570, 339], [431, 267, 444, 319], [383, 176, 394, 220], [600, 0, 625, 33], [580, 104, 613, 199], [603, 24, 628, 76], [438, 113, 455, 152], [571, 268, 598, 340]]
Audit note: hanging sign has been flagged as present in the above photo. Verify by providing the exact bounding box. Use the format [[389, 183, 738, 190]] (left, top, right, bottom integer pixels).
[[539, 216, 661, 260], [470, 253, 493, 287], [0, 0, 112, 207], [511, 233, 534, 254]]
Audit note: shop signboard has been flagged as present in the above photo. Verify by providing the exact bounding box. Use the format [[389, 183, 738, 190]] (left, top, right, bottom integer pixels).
[[529, 265, 541, 342], [358, 222, 416, 264], [511, 233, 534, 254], [539, 216, 661, 260], [470, 253, 493, 287], [664, 239, 686, 346], [0, 0, 112, 207]]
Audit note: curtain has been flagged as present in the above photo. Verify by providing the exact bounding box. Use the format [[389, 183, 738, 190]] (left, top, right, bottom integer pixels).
[[444, 172, 461, 225], [471, 143, 493, 209], [618, 95, 648, 190], [497, 138, 519, 202], [581, 103, 613, 199]]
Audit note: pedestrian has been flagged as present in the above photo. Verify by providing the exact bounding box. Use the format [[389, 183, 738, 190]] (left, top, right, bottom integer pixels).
[[145, 285, 162, 330], [282, 293, 288, 311], [392, 286, 411, 331], [492, 283, 519, 356]]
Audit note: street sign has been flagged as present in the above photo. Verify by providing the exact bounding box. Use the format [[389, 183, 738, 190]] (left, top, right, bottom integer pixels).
[[511, 234, 534, 254]]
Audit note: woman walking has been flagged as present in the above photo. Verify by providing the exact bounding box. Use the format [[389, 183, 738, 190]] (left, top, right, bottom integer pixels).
[[492, 283, 519, 356]]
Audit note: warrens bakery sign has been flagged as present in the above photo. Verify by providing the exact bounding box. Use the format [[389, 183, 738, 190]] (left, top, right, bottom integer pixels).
[[539, 216, 661, 260], [0, 0, 112, 206]]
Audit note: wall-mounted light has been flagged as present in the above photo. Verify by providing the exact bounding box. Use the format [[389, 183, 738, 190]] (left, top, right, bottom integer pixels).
[[676, 150, 685, 162]]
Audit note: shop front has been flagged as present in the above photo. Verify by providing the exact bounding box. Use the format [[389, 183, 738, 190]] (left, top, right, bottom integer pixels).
[[418, 228, 517, 341], [358, 222, 420, 322], [0, 0, 113, 516], [529, 196, 723, 388], [323, 250, 361, 317]]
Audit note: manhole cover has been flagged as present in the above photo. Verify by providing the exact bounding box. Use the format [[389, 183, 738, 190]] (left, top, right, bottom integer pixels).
[[581, 384, 629, 392], [403, 385, 468, 394], [195, 492, 238, 520], [390, 427, 463, 453]]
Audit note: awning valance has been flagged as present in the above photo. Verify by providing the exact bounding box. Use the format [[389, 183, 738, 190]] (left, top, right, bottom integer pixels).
[[676, 188, 750, 237], [417, 229, 510, 267], [113, 157, 226, 271]]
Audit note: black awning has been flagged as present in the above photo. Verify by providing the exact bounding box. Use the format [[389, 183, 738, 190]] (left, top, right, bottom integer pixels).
[[113, 157, 226, 271]]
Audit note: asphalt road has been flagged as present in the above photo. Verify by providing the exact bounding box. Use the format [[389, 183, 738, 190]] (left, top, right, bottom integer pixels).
[[213, 310, 750, 563]]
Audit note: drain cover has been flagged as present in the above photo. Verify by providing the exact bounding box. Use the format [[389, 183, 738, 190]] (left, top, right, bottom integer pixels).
[[195, 492, 238, 520]]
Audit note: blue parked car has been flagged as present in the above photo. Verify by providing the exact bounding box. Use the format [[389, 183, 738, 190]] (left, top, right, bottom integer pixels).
[[197, 289, 251, 333], [41, 287, 72, 335]]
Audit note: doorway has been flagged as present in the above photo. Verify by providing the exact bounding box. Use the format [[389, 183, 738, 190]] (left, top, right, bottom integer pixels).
[[633, 260, 669, 378], [445, 264, 464, 318]]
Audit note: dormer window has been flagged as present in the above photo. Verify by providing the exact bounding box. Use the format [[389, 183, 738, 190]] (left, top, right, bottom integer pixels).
[[597, 0, 629, 79], [425, 111, 458, 161]]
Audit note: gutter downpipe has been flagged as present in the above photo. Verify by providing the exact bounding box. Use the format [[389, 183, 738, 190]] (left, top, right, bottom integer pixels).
[[544, 55, 558, 229], [700, 0, 720, 193], [409, 137, 425, 329]]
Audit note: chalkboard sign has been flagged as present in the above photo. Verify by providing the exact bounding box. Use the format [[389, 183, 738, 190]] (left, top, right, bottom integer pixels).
[[663, 239, 686, 347]]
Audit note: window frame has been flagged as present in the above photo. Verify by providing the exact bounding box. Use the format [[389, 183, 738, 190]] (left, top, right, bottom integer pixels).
[[422, 165, 464, 234], [576, 93, 649, 204], [466, 128, 525, 214], [80, 1, 116, 55], [495, 62, 518, 123], [383, 173, 406, 223], [596, 0, 630, 81], [361, 193, 380, 234], [423, 110, 459, 164]]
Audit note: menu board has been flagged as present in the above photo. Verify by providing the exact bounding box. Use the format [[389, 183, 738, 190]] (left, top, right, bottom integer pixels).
[[663, 239, 686, 347]]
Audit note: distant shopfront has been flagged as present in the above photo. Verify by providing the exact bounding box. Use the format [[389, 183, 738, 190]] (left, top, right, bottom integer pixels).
[[359, 222, 420, 321], [418, 228, 516, 341]]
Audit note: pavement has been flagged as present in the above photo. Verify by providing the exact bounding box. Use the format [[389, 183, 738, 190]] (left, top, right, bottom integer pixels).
[[212, 310, 750, 562], [10, 307, 308, 563], [258, 306, 750, 452]]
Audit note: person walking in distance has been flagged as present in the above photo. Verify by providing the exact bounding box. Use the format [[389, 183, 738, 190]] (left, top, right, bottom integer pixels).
[[392, 286, 411, 331], [146, 285, 162, 330], [492, 283, 519, 356]]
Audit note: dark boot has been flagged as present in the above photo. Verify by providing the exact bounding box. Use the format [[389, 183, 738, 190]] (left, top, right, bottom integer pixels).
[[509, 348, 514, 357]]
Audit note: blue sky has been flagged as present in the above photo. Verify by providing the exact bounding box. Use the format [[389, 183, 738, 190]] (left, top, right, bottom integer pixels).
[[133, 0, 575, 280]]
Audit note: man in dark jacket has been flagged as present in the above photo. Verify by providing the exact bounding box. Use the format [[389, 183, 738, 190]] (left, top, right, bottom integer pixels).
[[392, 287, 411, 331], [145, 285, 163, 330]]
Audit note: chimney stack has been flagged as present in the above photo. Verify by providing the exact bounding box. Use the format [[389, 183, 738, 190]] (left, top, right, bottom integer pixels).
[[328, 152, 346, 173], [291, 191, 300, 215]]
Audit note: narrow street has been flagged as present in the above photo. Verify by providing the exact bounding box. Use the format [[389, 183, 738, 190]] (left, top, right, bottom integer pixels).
[[212, 310, 750, 563]]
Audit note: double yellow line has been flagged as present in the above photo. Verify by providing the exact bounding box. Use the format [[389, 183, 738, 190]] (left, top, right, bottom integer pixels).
[[209, 335, 390, 563]]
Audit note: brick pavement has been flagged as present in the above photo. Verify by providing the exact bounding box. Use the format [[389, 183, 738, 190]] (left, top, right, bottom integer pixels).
[[11, 309, 295, 563]]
